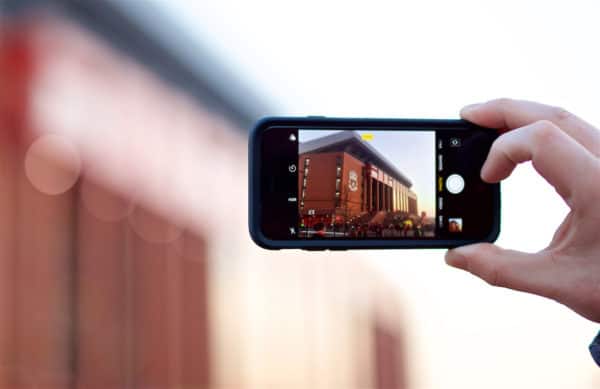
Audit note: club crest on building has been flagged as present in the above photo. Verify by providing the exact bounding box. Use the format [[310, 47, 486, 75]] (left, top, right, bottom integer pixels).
[[348, 170, 358, 192]]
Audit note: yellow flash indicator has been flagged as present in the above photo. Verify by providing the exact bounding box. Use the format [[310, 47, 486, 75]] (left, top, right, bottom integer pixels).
[[438, 176, 443, 192], [361, 133, 374, 141]]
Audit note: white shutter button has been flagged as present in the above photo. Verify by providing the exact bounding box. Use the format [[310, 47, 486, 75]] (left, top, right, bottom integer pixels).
[[446, 174, 465, 194]]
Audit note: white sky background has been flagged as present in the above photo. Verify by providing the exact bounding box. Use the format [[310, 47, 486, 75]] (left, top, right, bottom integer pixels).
[[299, 130, 435, 217], [151, 0, 600, 387]]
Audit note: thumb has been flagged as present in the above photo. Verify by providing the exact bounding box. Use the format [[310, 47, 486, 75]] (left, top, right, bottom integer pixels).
[[445, 243, 559, 299]]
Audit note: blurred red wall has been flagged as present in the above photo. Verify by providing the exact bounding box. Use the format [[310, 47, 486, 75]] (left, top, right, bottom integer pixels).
[[0, 12, 409, 389]]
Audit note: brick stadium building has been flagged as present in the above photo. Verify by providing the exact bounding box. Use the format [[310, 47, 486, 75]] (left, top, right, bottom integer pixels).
[[299, 131, 418, 228], [0, 1, 410, 388]]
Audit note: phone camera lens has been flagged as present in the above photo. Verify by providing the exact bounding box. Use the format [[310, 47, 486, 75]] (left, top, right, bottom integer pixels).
[[449, 138, 461, 147]]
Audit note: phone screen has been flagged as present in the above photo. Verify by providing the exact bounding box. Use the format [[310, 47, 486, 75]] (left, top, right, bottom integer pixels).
[[298, 129, 436, 239], [252, 119, 499, 249]]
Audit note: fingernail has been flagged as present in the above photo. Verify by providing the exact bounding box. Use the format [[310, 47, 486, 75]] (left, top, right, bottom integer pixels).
[[460, 103, 483, 116], [445, 248, 468, 270]]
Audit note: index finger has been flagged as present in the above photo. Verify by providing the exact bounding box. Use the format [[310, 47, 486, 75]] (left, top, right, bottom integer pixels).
[[482, 120, 599, 208], [461, 98, 600, 157]]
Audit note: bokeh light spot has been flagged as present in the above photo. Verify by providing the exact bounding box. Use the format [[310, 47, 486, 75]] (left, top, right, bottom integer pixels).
[[24, 134, 81, 195]]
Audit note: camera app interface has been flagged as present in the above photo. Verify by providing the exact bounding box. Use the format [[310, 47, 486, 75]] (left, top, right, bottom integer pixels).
[[297, 130, 436, 239]]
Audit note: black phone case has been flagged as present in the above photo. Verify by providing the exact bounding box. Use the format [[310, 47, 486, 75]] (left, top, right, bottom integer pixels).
[[249, 117, 500, 250]]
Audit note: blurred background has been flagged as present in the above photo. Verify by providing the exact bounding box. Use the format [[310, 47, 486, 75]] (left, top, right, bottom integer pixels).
[[1, 0, 599, 388]]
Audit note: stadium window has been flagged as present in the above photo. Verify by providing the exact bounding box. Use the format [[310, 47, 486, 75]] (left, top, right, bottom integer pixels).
[[303, 177, 307, 188], [304, 158, 310, 166], [304, 167, 309, 176], [335, 178, 341, 191], [336, 156, 342, 177]]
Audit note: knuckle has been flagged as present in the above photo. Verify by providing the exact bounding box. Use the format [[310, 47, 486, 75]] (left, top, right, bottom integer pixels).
[[492, 97, 514, 109], [551, 105, 573, 122], [532, 120, 561, 145], [538, 250, 569, 302], [489, 133, 510, 156], [467, 244, 506, 288], [482, 263, 504, 287]]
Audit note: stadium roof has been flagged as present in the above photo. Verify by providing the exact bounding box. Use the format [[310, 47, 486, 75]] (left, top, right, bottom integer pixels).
[[1, 0, 271, 130], [299, 131, 413, 187]]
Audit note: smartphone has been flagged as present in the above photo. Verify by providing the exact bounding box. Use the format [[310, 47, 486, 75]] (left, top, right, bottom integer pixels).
[[249, 117, 500, 250]]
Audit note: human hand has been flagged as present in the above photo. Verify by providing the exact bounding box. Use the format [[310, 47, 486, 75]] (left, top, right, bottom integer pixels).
[[445, 98, 600, 323]]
